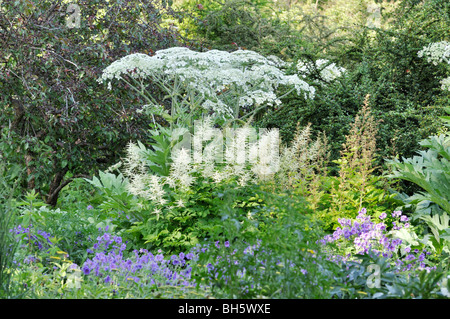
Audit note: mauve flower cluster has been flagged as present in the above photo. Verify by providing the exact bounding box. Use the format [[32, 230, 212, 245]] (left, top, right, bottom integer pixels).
[[7, 224, 57, 266], [319, 208, 436, 273], [81, 229, 196, 288], [10, 224, 54, 252]]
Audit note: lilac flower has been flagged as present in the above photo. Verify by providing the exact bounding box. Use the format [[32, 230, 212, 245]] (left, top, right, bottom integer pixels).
[[224, 241, 230, 248], [392, 211, 402, 217], [87, 205, 94, 210], [80, 232, 198, 288], [82, 265, 91, 275], [186, 253, 194, 260], [379, 212, 387, 219]]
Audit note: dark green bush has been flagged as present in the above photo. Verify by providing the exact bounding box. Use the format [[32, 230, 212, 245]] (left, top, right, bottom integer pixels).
[[258, 0, 450, 182], [0, 0, 194, 206]]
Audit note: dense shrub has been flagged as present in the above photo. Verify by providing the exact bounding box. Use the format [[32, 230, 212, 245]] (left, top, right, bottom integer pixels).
[[176, 0, 300, 55], [258, 1, 449, 181], [0, 0, 194, 205]]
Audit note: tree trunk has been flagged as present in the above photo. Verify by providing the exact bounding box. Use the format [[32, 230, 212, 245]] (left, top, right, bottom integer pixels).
[[46, 167, 69, 206]]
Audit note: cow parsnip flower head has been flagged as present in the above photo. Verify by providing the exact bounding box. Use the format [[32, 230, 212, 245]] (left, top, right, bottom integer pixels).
[[418, 41, 450, 92], [296, 59, 346, 83], [418, 41, 450, 66], [441, 76, 450, 91], [99, 47, 315, 120]]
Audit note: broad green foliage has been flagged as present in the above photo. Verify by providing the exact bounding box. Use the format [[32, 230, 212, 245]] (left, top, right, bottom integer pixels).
[[84, 170, 134, 214], [418, 212, 450, 256], [86, 171, 130, 198], [386, 134, 450, 215]]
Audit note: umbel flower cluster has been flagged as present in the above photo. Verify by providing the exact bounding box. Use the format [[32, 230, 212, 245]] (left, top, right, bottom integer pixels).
[[418, 41, 450, 91], [418, 41, 450, 66], [296, 59, 346, 83], [11, 224, 54, 252], [99, 47, 315, 120]]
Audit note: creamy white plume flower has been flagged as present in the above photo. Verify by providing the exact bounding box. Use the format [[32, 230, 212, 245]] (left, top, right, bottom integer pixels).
[[238, 171, 252, 187], [170, 147, 194, 190], [120, 120, 285, 207], [175, 198, 185, 208], [274, 124, 324, 188], [418, 41, 450, 66], [212, 170, 226, 184], [193, 117, 221, 163], [106, 161, 122, 173], [152, 208, 162, 217]]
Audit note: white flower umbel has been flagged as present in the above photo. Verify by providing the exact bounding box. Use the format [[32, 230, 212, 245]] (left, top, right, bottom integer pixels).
[[296, 59, 346, 84], [418, 41, 450, 66], [99, 47, 315, 124], [441, 76, 450, 91]]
